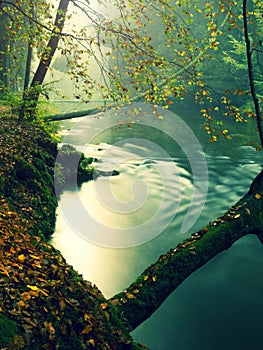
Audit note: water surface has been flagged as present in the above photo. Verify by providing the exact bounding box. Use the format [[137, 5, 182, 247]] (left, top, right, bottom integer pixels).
[[51, 103, 263, 349]]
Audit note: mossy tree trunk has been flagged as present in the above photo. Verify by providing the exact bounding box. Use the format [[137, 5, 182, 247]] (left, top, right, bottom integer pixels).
[[110, 170, 263, 331], [19, 0, 70, 121]]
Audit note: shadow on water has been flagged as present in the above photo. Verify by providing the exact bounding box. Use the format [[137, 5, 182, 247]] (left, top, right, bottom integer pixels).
[[50, 101, 263, 349]]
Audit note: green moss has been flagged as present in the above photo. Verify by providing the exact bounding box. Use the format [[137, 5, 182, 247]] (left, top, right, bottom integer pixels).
[[15, 158, 40, 181], [0, 176, 5, 195], [0, 314, 21, 347]]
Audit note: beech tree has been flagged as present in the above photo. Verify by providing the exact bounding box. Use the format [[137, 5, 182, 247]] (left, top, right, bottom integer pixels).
[[0, 0, 262, 143], [0, 0, 263, 347]]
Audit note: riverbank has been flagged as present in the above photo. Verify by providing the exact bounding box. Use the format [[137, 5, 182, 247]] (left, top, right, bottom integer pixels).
[[0, 115, 146, 349]]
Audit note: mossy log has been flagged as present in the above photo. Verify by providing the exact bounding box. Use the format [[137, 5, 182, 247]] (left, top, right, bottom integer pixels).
[[42, 102, 133, 122], [110, 170, 263, 331], [43, 107, 102, 122], [2, 115, 263, 349]]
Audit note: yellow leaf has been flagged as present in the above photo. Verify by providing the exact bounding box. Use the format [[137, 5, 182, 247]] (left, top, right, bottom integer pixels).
[[27, 285, 38, 291], [152, 276, 157, 282], [29, 254, 40, 260], [255, 193, 261, 199], [7, 211, 16, 216], [126, 293, 134, 299], [234, 214, 240, 219], [39, 289, 49, 297], [81, 325, 93, 335], [84, 313, 92, 322], [88, 339, 95, 347], [18, 254, 26, 262]]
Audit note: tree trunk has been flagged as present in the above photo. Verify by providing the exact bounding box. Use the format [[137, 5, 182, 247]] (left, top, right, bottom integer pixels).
[[19, 0, 70, 121], [110, 170, 263, 330], [243, 0, 263, 148], [23, 4, 34, 92], [43, 107, 101, 122], [0, 11, 9, 94]]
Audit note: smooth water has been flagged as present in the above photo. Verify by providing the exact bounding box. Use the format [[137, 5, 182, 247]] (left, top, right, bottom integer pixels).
[[50, 102, 263, 349]]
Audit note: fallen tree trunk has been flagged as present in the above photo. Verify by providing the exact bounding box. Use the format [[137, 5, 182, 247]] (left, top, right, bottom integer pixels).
[[110, 170, 263, 331], [42, 107, 101, 122]]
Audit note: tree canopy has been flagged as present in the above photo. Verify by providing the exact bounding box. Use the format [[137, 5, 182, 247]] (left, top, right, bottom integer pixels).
[[0, 0, 262, 145], [1, 1, 263, 348]]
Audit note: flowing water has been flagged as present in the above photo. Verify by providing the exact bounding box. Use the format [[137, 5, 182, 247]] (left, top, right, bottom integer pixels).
[[50, 102, 263, 349]]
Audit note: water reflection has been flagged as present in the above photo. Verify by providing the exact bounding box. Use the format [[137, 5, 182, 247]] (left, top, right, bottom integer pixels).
[[50, 103, 263, 349]]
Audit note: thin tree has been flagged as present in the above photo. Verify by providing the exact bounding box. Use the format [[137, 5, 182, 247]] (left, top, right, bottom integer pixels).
[[243, 0, 263, 148], [19, 0, 70, 121]]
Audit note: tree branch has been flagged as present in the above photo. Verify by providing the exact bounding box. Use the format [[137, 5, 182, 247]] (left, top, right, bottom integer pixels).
[[110, 169, 263, 331]]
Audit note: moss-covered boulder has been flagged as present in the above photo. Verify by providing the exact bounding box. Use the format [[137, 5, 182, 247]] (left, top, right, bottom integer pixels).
[[54, 143, 119, 194]]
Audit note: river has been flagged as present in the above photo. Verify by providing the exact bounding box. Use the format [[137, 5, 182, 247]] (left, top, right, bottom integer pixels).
[[50, 101, 263, 349]]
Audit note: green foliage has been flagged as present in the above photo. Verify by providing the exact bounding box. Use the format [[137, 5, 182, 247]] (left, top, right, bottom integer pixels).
[[0, 0, 262, 143]]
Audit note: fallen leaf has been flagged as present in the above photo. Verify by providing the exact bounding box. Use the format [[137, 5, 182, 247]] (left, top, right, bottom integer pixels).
[[17, 300, 26, 308], [44, 321, 55, 335], [88, 339, 95, 347], [10, 246, 16, 254], [126, 293, 134, 299], [14, 334, 25, 348], [255, 193, 261, 199], [39, 289, 49, 297], [100, 303, 108, 310], [18, 254, 26, 262], [0, 266, 10, 277], [20, 292, 31, 301], [29, 254, 41, 260], [84, 313, 92, 322], [81, 325, 93, 335], [27, 285, 39, 291]]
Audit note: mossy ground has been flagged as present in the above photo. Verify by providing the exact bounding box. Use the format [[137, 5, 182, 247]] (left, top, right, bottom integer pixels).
[[0, 115, 146, 349]]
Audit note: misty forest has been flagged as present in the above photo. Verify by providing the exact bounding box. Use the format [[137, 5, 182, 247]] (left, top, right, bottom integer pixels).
[[0, 0, 263, 349]]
